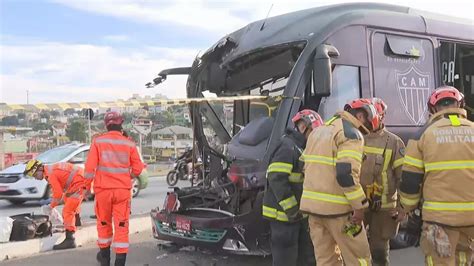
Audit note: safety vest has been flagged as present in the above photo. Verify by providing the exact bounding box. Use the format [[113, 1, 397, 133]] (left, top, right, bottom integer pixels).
[[44, 162, 85, 207], [84, 131, 144, 190], [400, 108, 474, 227], [300, 112, 369, 216], [360, 128, 405, 210]]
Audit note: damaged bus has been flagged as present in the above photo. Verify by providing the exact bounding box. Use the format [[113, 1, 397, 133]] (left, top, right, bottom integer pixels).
[[149, 3, 474, 255]]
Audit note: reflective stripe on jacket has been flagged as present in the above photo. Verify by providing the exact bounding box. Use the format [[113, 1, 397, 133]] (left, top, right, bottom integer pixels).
[[44, 162, 85, 208], [262, 128, 306, 223], [400, 108, 474, 227], [84, 131, 145, 189], [300, 111, 369, 216], [360, 128, 405, 210]]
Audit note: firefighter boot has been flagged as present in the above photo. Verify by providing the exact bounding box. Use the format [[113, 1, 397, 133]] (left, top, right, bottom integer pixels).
[[372, 248, 389, 266], [115, 253, 127, 266], [96, 247, 111, 266], [75, 213, 82, 227], [53, 230, 77, 250]]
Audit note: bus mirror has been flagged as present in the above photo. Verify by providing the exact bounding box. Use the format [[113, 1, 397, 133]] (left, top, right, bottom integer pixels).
[[313, 44, 340, 97]]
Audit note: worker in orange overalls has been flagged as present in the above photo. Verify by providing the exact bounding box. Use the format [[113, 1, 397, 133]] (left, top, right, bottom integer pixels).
[[24, 159, 85, 250], [85, 111, 144, 266]]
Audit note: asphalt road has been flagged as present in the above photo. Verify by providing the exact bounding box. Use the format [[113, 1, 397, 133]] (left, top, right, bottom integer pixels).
[[0, 176, 181, 222], [2, 229, 425, 266], [1, 176, 426, 265]]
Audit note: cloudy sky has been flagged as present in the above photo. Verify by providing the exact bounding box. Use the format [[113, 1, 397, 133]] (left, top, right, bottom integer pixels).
[[1, 0, 473, 104]]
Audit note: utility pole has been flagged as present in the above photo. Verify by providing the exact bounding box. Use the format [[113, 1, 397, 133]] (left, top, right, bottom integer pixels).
[[88, 116, 92, 144], [26, 90, 30, 128], [0, 131, 4, 170], [139, 134, 143, 155], [173, 133, 178, 159], [85, 108, 94, 144]]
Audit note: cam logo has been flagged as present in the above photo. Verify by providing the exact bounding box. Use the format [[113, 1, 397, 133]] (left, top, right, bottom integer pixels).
[[396, 66, 433, 125]]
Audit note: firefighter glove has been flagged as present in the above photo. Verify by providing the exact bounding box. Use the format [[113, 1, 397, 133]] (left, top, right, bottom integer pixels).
[[425, 224, 451, 258], [369, 194, 382, 212], [367, 182, 383, 212], [342, 222, 362, 238]]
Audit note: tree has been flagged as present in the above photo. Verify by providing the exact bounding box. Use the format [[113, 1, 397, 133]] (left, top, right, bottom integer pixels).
[[50, 110, 61, 117], [128, 131, 139, 143], [64, 108, 76, 116], [122, 113, 132, 124], [33, 123, 50, 131], [40, 111, 51, 120], [1, 116, 19, 126], [66, 121, 87, 142], [163, 110, 175, 126], [17, 112, 26, 120]]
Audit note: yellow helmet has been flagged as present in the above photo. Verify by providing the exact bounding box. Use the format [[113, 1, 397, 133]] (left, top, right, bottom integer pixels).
[[24, 159, 43, 177]]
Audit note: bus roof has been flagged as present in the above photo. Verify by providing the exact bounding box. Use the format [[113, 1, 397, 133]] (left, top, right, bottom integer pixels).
[[203, 3, 473, 64]]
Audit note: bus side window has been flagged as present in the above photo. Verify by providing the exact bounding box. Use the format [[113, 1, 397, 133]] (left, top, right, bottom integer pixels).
[[318, 65, 360, 120], [439, 42, 474, 121]]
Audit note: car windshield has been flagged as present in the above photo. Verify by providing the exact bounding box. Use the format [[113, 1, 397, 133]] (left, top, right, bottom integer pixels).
[[36, 146, 78, 164]]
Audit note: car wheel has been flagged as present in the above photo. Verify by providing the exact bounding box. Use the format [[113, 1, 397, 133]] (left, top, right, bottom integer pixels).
[[8, 199, 26, 205], [132, 178, 140, 198]]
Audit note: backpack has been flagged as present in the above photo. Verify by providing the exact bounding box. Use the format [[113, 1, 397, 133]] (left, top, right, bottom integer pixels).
[[9, 213, 52, 241]]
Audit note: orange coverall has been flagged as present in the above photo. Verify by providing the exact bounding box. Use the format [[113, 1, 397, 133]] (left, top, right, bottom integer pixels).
[[44, 162, 85, 232], [84, 131, 144, 254]]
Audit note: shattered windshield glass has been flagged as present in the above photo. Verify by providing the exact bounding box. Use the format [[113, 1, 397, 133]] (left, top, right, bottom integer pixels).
[[194, 43, 305, 149], [248, 77, 286, 121]]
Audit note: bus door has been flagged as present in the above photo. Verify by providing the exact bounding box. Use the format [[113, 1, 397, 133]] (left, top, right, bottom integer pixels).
[[439, 41, 474, 121]]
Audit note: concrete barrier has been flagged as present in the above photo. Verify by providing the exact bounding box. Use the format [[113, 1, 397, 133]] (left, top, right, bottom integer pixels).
[[0, 214, 151, 261]]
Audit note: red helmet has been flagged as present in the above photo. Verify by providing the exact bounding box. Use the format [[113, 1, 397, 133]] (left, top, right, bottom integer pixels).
[[344, 98, 380, 130], [371, 98, 388, 118], [292, 109, 323, 129], [104, 111, 124, 127], [428, 86, 464, 113]]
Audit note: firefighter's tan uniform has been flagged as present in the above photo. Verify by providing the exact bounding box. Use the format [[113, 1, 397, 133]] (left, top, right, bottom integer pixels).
[[361, 127, 405, 266], [456, 234, 473, 266], [400, 108, 474, 266], [301, 111, 371, 266]]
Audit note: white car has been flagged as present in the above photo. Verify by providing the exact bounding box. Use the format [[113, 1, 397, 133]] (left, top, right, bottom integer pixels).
[[0, 143, 89, 205], [0, 142, 148, 205]]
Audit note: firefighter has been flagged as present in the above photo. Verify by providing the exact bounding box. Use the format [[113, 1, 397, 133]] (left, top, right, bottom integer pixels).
[[262, 109, 323, 266], [24, 159, 85, 250], [399, 86, 474, 266], [360, 98, 406, 266], [85, 111, 144, 266], [301, 98, 380, 265]]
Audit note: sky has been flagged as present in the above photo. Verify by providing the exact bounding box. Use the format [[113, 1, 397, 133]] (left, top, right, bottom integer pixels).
[[0, 0, 473, 104]]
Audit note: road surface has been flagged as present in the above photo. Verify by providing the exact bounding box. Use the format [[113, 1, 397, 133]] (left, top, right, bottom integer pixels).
[[0, 176, 181, 223], [3, 229, 425, 266], [1, 176, 426, 265]]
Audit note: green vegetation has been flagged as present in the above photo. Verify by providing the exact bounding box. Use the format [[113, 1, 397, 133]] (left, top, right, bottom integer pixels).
[[66, 121, 87, 142]]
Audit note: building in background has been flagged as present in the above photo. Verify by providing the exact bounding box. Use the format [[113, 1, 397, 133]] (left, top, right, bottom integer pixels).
[[151, 125, 193, 158], [51, 122, 67, 137]]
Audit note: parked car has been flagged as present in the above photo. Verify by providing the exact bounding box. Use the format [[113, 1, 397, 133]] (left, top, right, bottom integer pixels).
[[0, 143, 148, 205]]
